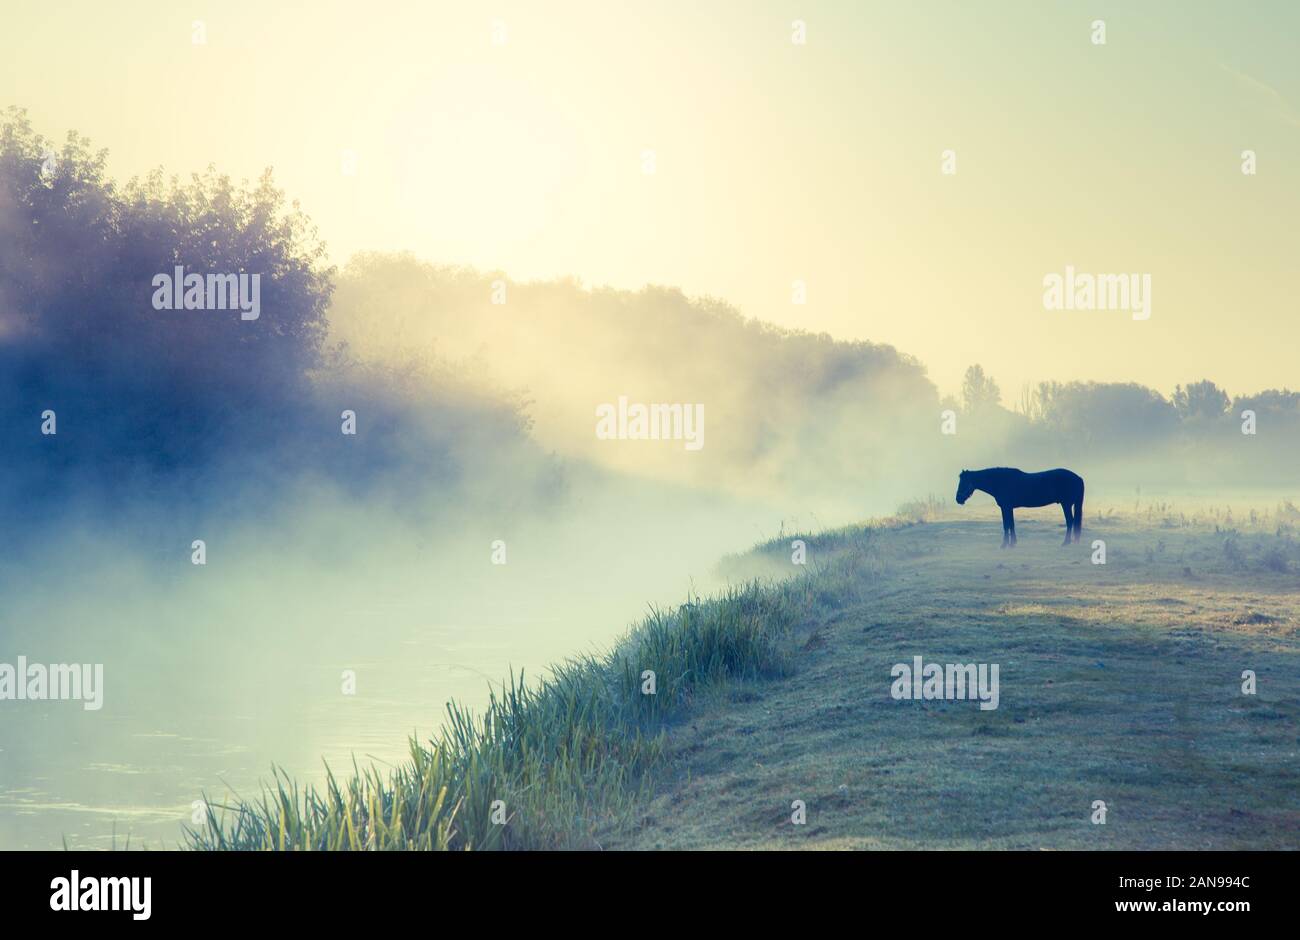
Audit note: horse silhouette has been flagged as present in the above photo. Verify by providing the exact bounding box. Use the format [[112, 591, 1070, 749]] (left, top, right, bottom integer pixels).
[[956, 467, 1084, 547]]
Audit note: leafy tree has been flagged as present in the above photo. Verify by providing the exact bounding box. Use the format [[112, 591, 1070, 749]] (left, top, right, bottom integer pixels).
[[1, 106, 334, 473], [961, 364, 1001, 411], [1172, 380, 1230, 420], [1232, 388, 1300, 416]]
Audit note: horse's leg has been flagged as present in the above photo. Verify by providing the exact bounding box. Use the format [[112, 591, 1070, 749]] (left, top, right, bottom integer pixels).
[[1001, 506, 1015, 547], [1060, 502, 1073, 545]]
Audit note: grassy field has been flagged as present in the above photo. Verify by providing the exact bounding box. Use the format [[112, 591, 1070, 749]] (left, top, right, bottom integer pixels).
[[607, 500, 1300, 849], [192, 499, 1300, 850]]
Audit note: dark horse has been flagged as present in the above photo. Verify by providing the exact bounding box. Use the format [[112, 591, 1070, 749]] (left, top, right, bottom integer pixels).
[[955, 467, 1084, 547]]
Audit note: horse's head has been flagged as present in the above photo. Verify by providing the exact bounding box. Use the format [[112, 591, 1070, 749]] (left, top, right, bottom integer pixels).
[[956, 469, 974, 505]]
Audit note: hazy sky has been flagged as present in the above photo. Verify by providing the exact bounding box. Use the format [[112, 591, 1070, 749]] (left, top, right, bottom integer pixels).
[[6, 0, 1297, 399]]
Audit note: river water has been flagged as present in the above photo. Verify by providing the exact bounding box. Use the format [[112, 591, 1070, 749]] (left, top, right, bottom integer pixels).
[[0, 480, 820, 850]]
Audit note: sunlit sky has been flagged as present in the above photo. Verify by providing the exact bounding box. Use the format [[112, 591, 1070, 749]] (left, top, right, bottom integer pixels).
[[5, 0, 1298, 399]]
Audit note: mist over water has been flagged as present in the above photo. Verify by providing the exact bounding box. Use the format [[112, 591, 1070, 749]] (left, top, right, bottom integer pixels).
[[0, 466, 816, 849]]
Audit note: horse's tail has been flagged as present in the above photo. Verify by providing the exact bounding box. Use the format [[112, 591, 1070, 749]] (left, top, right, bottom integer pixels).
[[1075, 479, 1085, 534]]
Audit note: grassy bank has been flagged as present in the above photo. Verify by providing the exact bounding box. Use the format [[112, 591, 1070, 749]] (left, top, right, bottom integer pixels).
[[184, 568, 834, 849]]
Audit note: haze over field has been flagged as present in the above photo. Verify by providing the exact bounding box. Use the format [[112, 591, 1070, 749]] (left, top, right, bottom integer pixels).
[[1, 2, 1298, 850]]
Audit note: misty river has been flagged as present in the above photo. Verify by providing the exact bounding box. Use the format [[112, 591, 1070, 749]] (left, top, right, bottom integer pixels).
[[0, 479, 825, 849]]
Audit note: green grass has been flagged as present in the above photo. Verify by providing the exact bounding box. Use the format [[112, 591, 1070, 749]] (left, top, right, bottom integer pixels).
[[184, 577, 816, 850], [608, 505, 1300, 849]]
